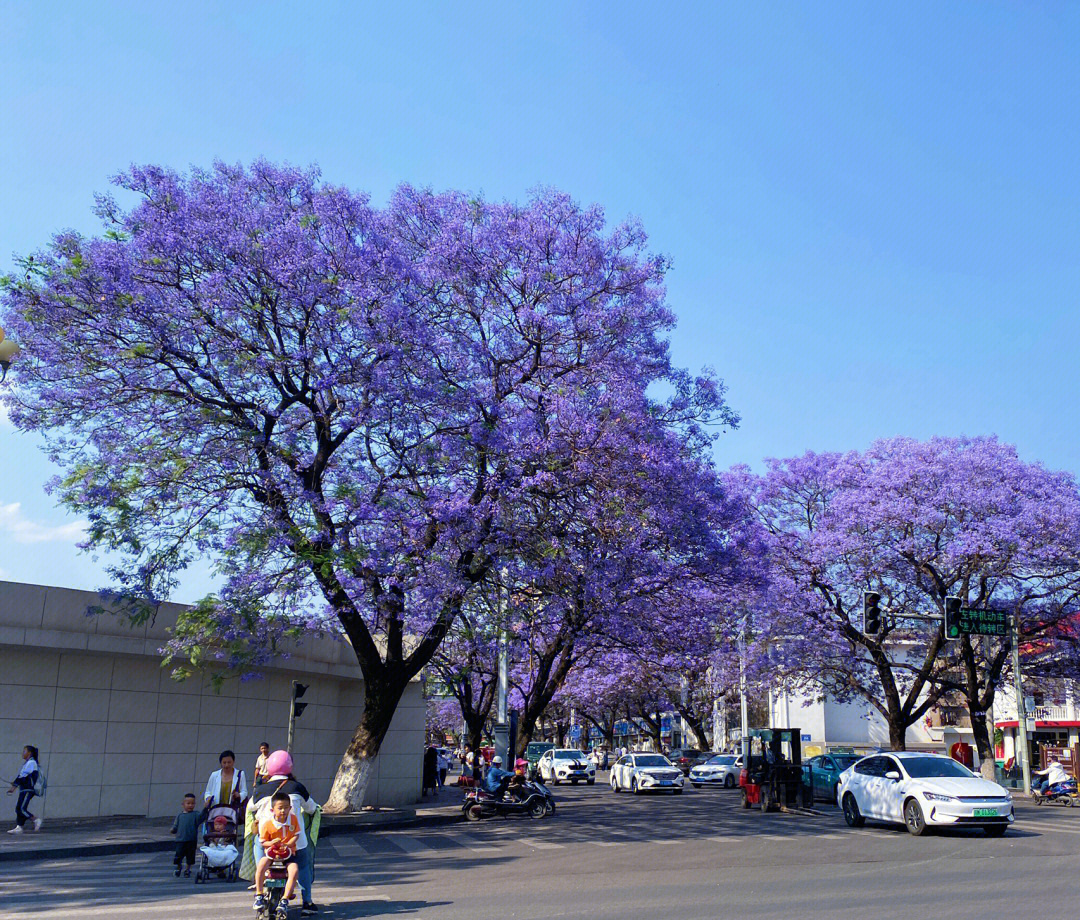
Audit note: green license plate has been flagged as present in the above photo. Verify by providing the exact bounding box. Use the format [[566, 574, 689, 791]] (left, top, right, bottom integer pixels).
[[973, 808, 999, 817]]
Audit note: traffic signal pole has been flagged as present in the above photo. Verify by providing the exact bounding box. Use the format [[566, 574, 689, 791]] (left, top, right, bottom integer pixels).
[[1010, 615, 1033, 796]]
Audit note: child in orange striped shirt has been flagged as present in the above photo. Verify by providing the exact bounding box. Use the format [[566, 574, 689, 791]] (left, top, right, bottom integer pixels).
[[253, 793, 301, 917]]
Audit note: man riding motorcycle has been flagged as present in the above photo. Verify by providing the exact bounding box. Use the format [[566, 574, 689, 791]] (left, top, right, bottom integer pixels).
[[484, 756, 527, 800]]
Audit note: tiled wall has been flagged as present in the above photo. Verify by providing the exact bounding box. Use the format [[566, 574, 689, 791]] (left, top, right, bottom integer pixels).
[[0, 581, 424, 817]]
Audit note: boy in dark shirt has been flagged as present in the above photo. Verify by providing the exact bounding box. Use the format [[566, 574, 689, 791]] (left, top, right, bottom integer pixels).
[[170, 793, 201, 877]]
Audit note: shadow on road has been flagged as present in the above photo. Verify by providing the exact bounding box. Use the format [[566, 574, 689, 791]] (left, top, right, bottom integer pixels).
[[327, 899, 452, 918]]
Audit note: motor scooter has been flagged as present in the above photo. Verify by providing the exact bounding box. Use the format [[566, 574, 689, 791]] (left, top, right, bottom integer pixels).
[[461, 780, 555, 821], [1033, 777, 1078, 806]]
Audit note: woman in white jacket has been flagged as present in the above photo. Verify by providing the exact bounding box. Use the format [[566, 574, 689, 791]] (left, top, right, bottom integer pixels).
[[203, 749, 248, 811]]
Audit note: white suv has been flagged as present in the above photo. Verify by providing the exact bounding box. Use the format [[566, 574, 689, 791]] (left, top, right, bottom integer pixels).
[[538, 749, 596, 785]]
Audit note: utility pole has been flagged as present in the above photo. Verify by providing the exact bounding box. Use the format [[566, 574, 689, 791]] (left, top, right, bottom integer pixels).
[[494, 567, 510, 765], [739, 616, 749, 755], [497, 569, 509, 724], [1010, 614, 1032, 796]]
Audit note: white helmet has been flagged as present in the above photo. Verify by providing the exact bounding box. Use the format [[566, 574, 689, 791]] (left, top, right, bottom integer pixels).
[[491, 755, 503, 765]]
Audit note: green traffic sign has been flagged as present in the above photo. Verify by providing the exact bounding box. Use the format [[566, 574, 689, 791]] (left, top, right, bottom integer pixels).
[[957, 608, 1009, 637]]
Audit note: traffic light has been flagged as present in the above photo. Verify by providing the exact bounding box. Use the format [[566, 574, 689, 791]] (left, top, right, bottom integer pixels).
[[863, 591, 882, 635], [943, 597, 962, 640], [292, 681, 309, 719]]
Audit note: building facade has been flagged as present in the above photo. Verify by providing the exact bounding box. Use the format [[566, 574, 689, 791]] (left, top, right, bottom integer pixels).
[[993, 682, 1080, 767], [0, 580, 424, 819]]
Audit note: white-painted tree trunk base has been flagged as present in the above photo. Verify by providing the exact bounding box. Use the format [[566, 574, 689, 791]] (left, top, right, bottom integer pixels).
[[324, 753, 374, 814]]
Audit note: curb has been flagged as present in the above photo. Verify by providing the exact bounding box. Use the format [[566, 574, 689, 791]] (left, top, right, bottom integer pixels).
[[0, 811, 463, 865]]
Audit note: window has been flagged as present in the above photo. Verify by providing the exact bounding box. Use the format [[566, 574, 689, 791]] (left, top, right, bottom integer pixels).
[[634, 754, 670, 767], [822, 758, 835, 770], [855, 757, 883, 777], [901, 757, 974, 779]]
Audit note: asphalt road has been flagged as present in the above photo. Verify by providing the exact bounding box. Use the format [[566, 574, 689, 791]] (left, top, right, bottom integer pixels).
[[7, 775, 1080, 920]]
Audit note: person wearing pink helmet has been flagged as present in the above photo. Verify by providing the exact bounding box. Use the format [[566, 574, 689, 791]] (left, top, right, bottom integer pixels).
[[247, 750, 321, 915]]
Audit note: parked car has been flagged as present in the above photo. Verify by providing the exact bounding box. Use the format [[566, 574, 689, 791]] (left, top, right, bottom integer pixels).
[[667, 749, 709, 775], [689, 753, 743, 788], [837, 752, 1014, 836], [805, 753, 861, 802], [525, 742, 556, 780], [538, 748, 596, 785], [610, 752, 685, 794]]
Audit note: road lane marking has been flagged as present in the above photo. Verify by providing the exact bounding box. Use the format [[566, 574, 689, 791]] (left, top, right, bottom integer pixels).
[[595, 840, 624, 847], [649, 839, 682, 845]]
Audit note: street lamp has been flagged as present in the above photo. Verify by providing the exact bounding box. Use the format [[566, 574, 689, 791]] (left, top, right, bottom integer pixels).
[[0, 326, 17, 381]]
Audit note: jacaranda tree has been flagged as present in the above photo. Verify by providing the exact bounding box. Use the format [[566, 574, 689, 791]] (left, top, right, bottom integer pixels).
[[0, 160, 732, 810], [746, 437, 1080, 772]]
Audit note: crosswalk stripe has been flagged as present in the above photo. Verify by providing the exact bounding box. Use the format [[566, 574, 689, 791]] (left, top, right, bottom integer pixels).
[[383, 834, 439, 854], [519, 837, 563, 850], [457, 832, 498, 853], [1034, 824, 1080, 836]]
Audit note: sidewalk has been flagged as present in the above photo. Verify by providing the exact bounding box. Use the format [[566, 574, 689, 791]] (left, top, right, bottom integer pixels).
[[1, 794, 464, 865]]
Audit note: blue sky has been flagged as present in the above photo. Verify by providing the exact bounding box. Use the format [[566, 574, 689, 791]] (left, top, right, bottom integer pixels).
[[1, 1, 1077, 597]]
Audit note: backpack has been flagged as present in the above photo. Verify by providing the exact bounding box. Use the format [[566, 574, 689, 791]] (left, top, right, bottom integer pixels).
[[33, 763, 47, 798]]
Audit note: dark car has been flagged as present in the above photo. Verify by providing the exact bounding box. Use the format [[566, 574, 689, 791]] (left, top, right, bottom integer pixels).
[[667, 749, 709, 775]]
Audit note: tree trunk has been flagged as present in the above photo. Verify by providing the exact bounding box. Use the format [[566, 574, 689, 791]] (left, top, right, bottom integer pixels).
[[556, 721, 568, 746], [515, 720, 534, 757], [675, 703, 710, 750], [970, 710, 996, 780], [467, 719, 485, 757], [888, 719, 907, 752], [325, 678, 407, 813]]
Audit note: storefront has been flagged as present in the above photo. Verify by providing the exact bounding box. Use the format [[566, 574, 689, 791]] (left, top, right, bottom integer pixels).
[[996, 719, 1080, 768]]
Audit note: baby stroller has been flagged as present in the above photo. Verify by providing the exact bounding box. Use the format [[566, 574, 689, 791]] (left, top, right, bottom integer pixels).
[[194, 804, 241, 883]]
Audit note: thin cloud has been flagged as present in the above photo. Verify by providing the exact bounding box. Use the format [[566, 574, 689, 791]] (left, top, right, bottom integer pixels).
[[0, 502, 87, 544]]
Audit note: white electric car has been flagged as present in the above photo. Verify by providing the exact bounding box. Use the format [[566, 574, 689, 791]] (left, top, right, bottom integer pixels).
[[837, 751, 1014, 836]]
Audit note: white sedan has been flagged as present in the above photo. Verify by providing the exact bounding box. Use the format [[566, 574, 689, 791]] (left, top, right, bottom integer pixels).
[[837, 751, 1014, 836], [689, 754, 743, 788], [610, 752, 685, 794], [538, 748, 596, 785]]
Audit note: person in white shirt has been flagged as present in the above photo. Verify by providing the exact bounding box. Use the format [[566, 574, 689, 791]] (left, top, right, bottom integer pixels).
[[203, 749, 248, 811], [1033, 759, 1070, 792]]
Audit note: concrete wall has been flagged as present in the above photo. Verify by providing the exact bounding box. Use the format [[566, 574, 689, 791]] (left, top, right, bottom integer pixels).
[[0, 580, 424, 817]]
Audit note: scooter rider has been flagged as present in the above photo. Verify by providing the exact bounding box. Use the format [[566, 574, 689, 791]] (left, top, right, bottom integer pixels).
[[483, 756, 515, 799], [1033, 759, 1070, 793]]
